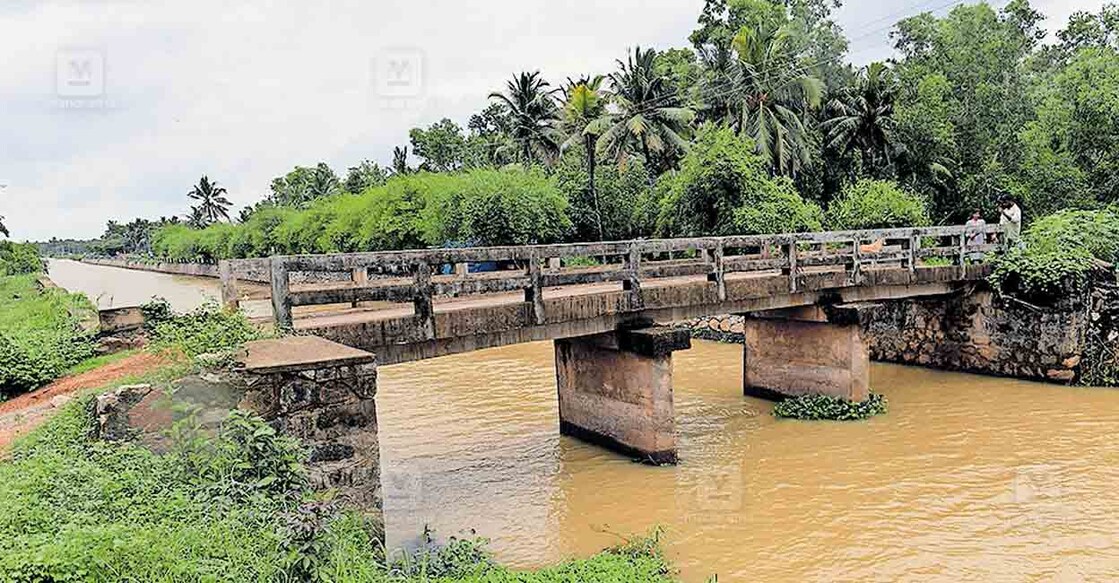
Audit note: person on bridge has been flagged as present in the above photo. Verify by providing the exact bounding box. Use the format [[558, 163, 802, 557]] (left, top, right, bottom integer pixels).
[[998, 196, 1023, 247], [965, 209, 987, 262]]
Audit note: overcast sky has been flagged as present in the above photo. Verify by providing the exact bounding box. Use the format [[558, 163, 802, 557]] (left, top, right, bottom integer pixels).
[[0, 0, 1108, 241]]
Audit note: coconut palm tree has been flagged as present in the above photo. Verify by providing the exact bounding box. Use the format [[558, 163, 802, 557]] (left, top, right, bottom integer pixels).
[[728, 23, 824, 177], [186, 206, 208, 229], [187, 176, 232, 225], [561, 75, 607, 240], [0, 215, 8, 238], [590, 47, 695, 172], [392, 146, 410, 175], [823, 62, 898, 175], [489, 71, 562, 165]]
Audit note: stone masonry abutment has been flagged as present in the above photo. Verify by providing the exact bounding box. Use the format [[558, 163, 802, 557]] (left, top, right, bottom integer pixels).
[[554, 327, 691, 465]]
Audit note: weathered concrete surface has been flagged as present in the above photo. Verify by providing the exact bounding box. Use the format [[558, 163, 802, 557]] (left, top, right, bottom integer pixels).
[[98, 306, 145, 334], [743, 313, 869, 402], [554, 329, 690, 464]]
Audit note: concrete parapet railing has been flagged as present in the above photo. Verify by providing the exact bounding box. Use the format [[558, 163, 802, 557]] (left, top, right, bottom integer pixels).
[[248, 225, 1006, 331]]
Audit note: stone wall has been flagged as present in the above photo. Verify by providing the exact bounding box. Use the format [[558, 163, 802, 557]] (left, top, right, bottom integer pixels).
[[680, 282, 1119, 386], [235, 356, 382, 509], [863, 289, 1087, 383]]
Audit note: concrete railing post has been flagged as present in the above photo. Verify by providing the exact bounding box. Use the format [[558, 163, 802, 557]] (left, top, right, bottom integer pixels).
[[219, 260, 239, 310], [351, 266, 369, 308], [787, 241, 799, 293], [623, 243, 644, 311], [707, 241, 726, 302], [526, 251, 546, 325], [851, 237, 862, 285], [270, 257, 293, 330], [909, 233, 919, 273], [413, 262, 435, 339]]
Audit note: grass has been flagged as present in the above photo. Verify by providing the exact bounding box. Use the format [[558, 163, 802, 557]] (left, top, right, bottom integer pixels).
[[62, 349, 140, 377], [0, 303, 679, 582], [0, 274, 98, 398]]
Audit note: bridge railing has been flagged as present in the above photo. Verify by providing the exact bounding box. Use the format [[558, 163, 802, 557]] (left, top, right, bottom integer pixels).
[[245, 224, 1006, 330]]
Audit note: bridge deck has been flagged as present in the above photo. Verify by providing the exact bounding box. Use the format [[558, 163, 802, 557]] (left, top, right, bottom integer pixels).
[[222, 225, 1006, 364]]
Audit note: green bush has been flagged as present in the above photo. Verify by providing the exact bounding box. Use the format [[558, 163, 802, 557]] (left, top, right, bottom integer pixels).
[[773, 393, 888, 420], [553, 145, 653, 241], [0, 241, 44, 276], [0, 275, 96, 398], [150, 167, 569, 261], [826, 179, 930, 230], [991, 208, 1119, 302], [656, 124, 823, 237], [148, 300, 265, 359]]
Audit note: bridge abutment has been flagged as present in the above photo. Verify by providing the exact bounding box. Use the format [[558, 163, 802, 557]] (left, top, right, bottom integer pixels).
[[743, 306, 870, 402], [554, 327, 690, 465]]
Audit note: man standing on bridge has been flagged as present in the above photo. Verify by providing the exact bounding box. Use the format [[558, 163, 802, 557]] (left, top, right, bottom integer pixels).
[[999, 196, 1023, 248]]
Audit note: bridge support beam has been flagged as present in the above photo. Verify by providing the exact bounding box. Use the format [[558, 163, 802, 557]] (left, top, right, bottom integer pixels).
[[554, 327, 690, 465], [743, 306, 869, 402]]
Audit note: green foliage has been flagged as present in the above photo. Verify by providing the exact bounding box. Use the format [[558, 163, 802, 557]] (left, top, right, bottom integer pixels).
[[0, 241, 45, 276], [774, 393, 888, 421], [826, 179, 930, 230], [0, 396, 304, 582], [554, 145, 653, 241], [656, 124, 822, 236], [992, 208, 1119, 302], [148, 300, 264, 359], [151, 168, 569, 260], [0, 275, 96, 398]]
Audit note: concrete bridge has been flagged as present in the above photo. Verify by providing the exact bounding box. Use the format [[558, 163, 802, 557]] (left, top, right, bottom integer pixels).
[[221, 224, 1005, 464]]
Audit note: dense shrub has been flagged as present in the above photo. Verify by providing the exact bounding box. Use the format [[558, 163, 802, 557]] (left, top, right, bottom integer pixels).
[[655, 124, 824, 237], [826, 179, 930, 230], [774, 392, 888, 420], [991, 208, 1119, 303], [148, 299, 265, 358], [0, 275, 96, 398], [0, 241, 44, 276], [151, 167, 569, 261], [554, 145, 654, 241]]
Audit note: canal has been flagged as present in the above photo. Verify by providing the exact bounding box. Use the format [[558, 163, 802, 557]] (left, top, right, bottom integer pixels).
[[50, 259, 1119, 581]]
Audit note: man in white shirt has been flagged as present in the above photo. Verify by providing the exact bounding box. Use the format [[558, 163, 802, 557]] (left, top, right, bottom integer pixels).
[[999, 197, 1022, 247]]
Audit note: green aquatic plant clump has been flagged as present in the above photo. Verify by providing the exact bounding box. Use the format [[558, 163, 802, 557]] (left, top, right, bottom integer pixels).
[[773, 392, 888, 421]]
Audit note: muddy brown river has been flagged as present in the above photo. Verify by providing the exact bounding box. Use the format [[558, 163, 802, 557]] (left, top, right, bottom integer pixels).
[[50, 260, 1119, 581]]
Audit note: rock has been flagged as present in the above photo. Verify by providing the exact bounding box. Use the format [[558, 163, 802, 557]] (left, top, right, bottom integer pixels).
[[1062, 355, 1082, 368], [1046, 369, 1076, 382], [50, 394, 72, 408], [95, 384, 154, 442]]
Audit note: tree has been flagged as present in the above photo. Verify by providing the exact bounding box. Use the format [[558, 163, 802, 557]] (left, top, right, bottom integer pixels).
[[269, 163, 341, 207], [560, 76, 607, 240], [391, 146, 411, 175], [409, 118, 468, 172], [826, 179, 929, 230], [554, 144, 652, 241], [186, 206, 208, 229], [0, 216, 8, 238], [654, 124, 821, 236], [187, 176, 232, 226], [344, 160, 388, 194], [589, 47, 695, 173], [489, 71, 563, 165], [823, 62, 898, 176], [728, 21, 824, 177]]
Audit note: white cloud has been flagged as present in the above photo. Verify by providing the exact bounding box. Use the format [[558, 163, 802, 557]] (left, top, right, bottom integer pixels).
[[0, 0, 1107, 240]]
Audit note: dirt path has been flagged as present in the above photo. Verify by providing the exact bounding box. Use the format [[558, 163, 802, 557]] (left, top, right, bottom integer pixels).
[[0, 352, 168, 451]]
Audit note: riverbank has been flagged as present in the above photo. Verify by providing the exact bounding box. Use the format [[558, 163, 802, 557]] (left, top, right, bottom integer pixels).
[[0, 274, 99, 399]]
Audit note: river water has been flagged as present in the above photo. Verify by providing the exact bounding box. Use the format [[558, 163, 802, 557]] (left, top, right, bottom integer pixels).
[[46, 258, 222, 311], [48, 260, 1119, 581]]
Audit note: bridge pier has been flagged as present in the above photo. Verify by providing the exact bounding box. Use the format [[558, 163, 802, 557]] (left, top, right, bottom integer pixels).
[[743, 305, 869, 402], [554, 327, 691, 465]]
